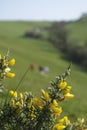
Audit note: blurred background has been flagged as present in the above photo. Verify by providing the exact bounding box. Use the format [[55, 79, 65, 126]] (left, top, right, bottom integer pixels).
[[0, 0, 87, 120]]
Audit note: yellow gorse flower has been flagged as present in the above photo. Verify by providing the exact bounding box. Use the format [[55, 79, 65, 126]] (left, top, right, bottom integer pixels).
[[52, 107, 62, 113], [64, 93, 74, 99], [59, 116, 70, 125], [50, 100, 58, 109], [81, 118, 85, 124], [33, 98, 44, 109], [41, 89, 50, 101], [16, 101, 21, 107], [8, 58, 15, 66], [33, 98, 42, 105], [30, 113, 36, 120], [58, 81, 67, 89], [53, 123, 66, 130], [63, 86, 72, 94], [64, 116, 70, 124], [6, 72, 15, 78], [10, 90, 14, 95], [20, 99, 24, 105], [50, 105, 62, 118], [52, 99, 58, 106], [19, 93, 23, 99], [10, 90, 17, 98], [53, 116, 70, 130]]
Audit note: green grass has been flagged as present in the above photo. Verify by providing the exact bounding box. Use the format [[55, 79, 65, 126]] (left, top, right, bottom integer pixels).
[[0, 21, 87, 120]]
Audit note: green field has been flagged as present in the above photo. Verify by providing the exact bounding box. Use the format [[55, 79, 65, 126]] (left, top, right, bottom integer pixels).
[[0, 21, 87, 120]]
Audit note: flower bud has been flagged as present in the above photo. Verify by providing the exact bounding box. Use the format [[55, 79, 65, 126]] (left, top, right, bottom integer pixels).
[[6, 72, 15, 78], [5, 67, 11, 73], [8, 58, 15, 66], [10, 90, 17, 98], [64, 93, 74, 99]]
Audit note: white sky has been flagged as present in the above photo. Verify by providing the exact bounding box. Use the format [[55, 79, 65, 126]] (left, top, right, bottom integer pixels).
[[0, 0, 87, 21]]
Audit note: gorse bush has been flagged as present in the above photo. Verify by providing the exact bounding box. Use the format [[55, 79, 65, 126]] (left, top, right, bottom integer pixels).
[[0, 51, 87, 130]]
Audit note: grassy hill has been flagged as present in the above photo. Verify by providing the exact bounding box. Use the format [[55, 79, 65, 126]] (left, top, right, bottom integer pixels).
[[67, 16, 87, 46], [0, 21, 87, 120]]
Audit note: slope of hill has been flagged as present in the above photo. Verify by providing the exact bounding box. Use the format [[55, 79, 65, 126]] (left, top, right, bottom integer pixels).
[[67, 16, 87, 46], [0, 21, 87, 120]]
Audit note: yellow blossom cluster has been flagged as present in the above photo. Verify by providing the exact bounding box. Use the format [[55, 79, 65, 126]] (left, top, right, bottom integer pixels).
[[0, 53, 15, 79], [58, 81, 74, 100], [53, 116, 70, 130], [33, 98, 44, 110], [10, 90, 38, 120], [41, 89, 50, 102], [10, 90, 24, 113], [50, 99, 62, 118], [40, 89, 62, 118]]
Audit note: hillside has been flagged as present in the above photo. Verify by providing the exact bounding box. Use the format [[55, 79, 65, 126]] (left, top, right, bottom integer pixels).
[[67, 16, 87, 46], [0, 21, 87, 120]]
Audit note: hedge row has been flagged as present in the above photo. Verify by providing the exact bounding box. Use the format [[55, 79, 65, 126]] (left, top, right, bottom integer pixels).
[[48, 22, 87, 70]]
